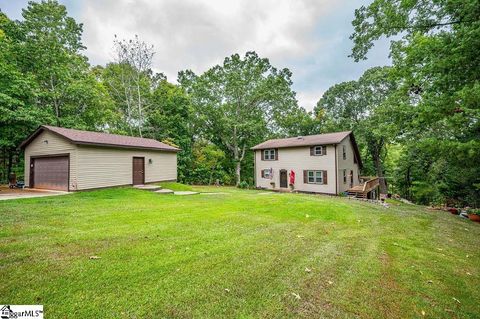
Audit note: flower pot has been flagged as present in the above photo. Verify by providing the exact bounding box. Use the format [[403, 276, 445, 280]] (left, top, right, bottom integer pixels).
[[448, 207, 459, 215], [468, 214, 480, 223]]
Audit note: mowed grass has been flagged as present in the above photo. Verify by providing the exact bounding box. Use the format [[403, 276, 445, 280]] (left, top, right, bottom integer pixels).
[[0, 187, 479, 318]]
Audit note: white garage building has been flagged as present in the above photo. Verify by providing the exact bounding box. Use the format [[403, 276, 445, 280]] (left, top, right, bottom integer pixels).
[[20, 125, 179, 191]]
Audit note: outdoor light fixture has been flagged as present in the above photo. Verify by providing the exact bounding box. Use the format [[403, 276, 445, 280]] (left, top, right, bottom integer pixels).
[[43, 140, 48, 144], [149, 159, 153, 164]]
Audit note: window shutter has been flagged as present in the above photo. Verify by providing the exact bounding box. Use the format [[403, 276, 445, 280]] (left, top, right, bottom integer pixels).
[[275, 148, 279, 160], [303, 170, 308, 183], [323, 146, 327, 155], [310, 147, 314, 156], [261, 170, 265, 178], [323, 171, 328, 184], [261, 150, 265, 161]]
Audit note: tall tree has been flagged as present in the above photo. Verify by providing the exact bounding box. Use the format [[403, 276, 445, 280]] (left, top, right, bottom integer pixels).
[[350, 0, 480, 204], [110, 35, 155, 137], [179, 51, 301, 185], [315, 67, 398, 193]]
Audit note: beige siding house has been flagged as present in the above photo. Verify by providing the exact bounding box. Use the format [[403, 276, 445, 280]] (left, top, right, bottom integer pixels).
[[20, 126, 179, 191], [251, 131, 363, 195]]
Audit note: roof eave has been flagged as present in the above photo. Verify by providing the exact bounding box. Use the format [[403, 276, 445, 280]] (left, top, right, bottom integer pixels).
[[74, 141, 181, 152]]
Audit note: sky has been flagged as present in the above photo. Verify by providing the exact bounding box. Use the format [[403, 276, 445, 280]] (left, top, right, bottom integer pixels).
[[0, 0, 391, 111]]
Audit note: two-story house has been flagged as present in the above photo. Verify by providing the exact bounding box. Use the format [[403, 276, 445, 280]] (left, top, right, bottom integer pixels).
[[251, 131, 363, 195]]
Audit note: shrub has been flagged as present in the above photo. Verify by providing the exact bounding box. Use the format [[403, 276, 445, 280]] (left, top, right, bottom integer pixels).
[[238, 181, 249, 189]]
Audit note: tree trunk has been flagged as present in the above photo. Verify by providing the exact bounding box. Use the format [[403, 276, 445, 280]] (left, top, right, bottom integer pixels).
[[373, 154, 388, 194], [368, 137, 388, 194], [7, 151, 13, 181], [235, 161, 241, 186]]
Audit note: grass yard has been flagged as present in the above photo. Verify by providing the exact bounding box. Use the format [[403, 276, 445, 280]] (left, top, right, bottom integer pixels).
[[1, 186, 479, 318]]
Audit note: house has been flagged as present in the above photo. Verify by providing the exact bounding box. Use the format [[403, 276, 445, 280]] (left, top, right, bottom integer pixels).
[[251, 131, 364, 195], [20, 125, 179, 191]]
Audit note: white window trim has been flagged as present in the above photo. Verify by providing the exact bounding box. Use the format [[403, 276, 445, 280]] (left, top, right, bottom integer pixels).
[[307, 170, 324, 184], [313, 146, 323, 156], [263, 169, 272, 179], [263, 149, 276, 160]]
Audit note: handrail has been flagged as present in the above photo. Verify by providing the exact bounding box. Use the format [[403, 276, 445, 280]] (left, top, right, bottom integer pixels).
[[362, 177, 379, 192]]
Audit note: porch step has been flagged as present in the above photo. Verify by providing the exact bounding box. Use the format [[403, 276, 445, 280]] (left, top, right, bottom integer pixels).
[[134, 185, 162, 191], [347, 191, 367, 199], [155, 189, 174, 194]]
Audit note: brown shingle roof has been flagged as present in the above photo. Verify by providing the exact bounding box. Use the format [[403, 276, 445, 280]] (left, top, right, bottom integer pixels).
[[20, 125, 180, 152], [251, 131, 352, 150]]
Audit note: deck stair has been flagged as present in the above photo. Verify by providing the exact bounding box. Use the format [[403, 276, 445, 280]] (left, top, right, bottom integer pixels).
[[347, 177, 379, 199]]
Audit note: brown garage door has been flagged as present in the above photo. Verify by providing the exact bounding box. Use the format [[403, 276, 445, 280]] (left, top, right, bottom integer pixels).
[[32, 156, 69, 191]]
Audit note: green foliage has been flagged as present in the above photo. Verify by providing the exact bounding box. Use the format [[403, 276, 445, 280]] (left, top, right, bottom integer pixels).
[[179, 51, 315, 185], [343, 0, 480, 205], [237, 180, 249, 189], [315, 66, 398, 193], [1, 187, 479, 317]]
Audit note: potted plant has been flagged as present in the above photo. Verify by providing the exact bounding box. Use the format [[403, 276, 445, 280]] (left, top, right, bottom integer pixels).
[[467, 208, 480, 223]]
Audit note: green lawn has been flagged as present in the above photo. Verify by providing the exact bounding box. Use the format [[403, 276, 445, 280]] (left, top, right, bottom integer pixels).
[[1, 187, 479, 318]]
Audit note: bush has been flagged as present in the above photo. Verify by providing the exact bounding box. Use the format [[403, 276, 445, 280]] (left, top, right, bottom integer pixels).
[[238, 181, 249, 189]]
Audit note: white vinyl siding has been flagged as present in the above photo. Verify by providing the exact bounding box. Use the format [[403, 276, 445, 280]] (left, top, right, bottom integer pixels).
[[255, 146, 336, 194], [76, 145, 177, 190], [24, 131, 178, 191], [337, 136, 360, 193]]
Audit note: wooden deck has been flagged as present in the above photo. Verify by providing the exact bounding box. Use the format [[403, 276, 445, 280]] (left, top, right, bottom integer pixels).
[[347, 177, 380, 199]]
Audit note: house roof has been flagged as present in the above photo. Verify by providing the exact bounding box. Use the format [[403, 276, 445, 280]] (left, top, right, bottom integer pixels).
[[20, 125, 180, 152], [251, 131, 352, 150], [251, 131, 363, 168]]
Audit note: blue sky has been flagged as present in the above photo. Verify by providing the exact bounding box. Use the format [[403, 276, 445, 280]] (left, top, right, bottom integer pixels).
[[0, 0, 391, 111]]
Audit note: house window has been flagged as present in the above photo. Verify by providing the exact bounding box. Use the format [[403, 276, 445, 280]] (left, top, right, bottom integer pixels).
[[314, 146, 323, 156], [262, 169, 272, 179], [263, 149, 276, 160], [343, 169, 347, 184], [307, 170, 324, 184], [342, 145, 347, 160]]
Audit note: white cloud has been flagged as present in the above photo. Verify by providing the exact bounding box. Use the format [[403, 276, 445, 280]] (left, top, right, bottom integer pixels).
[[1, 0, 390, 111], [78, 0, 342, 101]]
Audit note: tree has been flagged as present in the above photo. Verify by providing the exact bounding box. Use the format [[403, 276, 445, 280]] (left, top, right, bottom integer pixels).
[[110, 35, 155, 137], [350, 0, 480, 204], [179, 51, 301, 185], [146, 80, 193, 182], [315, 67, 398, 193]]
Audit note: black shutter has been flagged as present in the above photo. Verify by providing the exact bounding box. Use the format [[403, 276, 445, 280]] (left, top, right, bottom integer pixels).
[[261, 170, 265, 178], [275, 148, 279, 160], [303, 170, 308, 183], [323, 171, 328, 185], [310, 147, 314, 156], [323, 146, 327, 155], [261, 150, 265, 161]]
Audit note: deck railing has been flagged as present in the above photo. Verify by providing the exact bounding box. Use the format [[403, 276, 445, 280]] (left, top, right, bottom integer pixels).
[[362, 177, 379, 193]]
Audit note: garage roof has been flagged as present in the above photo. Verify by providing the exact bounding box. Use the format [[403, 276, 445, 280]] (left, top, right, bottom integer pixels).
[[20, 125, 180, 152]]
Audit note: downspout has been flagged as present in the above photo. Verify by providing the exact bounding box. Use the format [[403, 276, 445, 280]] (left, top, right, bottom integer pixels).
[[253, 150, 256, 188], [334, 144, 338, 195]]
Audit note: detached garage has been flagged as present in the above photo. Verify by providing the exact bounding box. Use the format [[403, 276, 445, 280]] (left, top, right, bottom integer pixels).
[[20, 125, 180, 191]]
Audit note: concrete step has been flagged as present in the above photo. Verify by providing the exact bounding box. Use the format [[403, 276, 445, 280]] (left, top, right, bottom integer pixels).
[[173, 191, 199, 196], [134, 185, 162, 191], [155, 189, 174, 194]]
